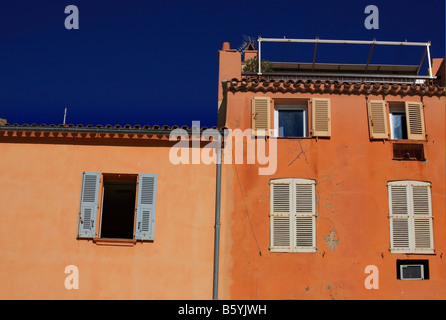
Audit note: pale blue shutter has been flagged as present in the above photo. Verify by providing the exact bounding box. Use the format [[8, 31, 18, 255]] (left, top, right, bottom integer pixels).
[[77, 172, 100, 238], [135, 174, 158, 240]]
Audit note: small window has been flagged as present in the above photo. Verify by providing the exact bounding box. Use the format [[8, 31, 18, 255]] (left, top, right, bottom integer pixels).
[[275, 105, 308, 137], [396, 260, 429, 280], [389, 103, 408, 140], [392, 143, 425, 161]]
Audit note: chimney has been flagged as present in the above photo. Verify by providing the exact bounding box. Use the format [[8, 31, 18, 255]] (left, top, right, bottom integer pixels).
[[431, 58, 445, 87], [243, 43, 258, 62], [222, 42, 231, 51], [0, 118, 6, 126], [217, 42, 241, 101]]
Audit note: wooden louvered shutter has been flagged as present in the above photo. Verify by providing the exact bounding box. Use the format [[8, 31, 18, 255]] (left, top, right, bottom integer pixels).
[[367, 100, 388, 139], [135, 174, 158, 241], [411, 183, 433, 251], [388, 181, 433, 253], [78, 172, 100, 238], [294, 181, 316, 252], [311, 98, 331, 137], [405, 102, 425, 140], [252, 97, 270, 136], [388, 183, 410, 251], [270, 181, 292, 252]]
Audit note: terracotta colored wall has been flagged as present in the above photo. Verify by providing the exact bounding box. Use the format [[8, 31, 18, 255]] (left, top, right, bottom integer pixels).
[[217, 49, 446, 299], [0, 140, 216, 299]]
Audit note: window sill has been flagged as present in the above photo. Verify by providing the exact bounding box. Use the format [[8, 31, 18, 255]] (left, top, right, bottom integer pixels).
[[275, 136, 312, 139], [269, 247, 317, 253], [390, 139, 426, 143], [93, 238, 137, 247], [392, 157, 426, 161], [390, 249, 435, 255]]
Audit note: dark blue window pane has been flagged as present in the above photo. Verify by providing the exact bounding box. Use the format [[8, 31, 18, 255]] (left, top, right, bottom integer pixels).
[[392, 113, 408, 139], [279, 110, 305, 137]]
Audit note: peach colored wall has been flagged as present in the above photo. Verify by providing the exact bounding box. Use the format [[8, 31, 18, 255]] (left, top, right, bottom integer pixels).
[[0, 140, 216, 299], [219, 89, 446, 300]]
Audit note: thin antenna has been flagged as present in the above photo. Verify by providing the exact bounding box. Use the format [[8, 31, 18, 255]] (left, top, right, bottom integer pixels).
[[63, 107, 67, 125], [237, 35, 257, 53]]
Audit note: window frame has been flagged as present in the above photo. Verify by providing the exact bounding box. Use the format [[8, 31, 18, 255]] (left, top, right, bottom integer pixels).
[[98, 174, 138, 240], [274, 104, 309, 138], [396, 260, 430, 280], [389, 105, 408, 140]]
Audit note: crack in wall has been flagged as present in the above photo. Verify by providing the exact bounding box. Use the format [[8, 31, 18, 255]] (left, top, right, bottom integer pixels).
[[288, 140, 308, 166]]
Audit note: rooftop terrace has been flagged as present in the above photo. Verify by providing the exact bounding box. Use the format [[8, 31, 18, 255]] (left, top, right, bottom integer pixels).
[[241, 37, 443, 85]]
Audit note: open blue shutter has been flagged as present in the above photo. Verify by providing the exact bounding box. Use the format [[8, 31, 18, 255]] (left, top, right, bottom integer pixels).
[[77, 172, 100, 238], [135, 174, 158, 240]]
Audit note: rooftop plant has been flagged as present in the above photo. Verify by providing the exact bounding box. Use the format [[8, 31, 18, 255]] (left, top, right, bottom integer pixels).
[[243, 56, 273, 73]]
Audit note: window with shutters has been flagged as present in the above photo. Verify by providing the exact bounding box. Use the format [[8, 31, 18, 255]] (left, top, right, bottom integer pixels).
[[367, 100, 426, 141], [388, 181, 434, 254], [272, 98, 331, 138], [269, 178, 317, 253], [77, 172, 158, 242]]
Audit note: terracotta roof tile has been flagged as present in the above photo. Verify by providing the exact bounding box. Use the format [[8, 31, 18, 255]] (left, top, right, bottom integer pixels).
[[227, 78, 445, 96], [0, 123, 221, 133]]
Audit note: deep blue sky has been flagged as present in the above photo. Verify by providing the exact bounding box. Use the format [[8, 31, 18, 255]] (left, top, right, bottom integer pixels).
[[0, 0, 444, 127]]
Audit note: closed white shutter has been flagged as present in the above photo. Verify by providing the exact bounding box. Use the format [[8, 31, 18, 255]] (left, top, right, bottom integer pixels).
[[388, 181, 433, 253], [389, 184, 410, 251], [294, 182, 316, 252], [411, 184, 433, 251], [270, 179, 316, 252], [367, 100, 389, 139], [270, 181, 292, 251], [311, 98, 331, 137]]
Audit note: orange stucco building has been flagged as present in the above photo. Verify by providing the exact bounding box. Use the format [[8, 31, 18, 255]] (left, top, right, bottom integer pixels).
[[217, 40, 446, 299], [0, 38, 445, 301], [0, 128, 218, 299]]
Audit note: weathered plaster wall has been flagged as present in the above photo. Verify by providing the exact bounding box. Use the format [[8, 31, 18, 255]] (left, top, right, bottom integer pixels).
[[0, 140, 216, 299]]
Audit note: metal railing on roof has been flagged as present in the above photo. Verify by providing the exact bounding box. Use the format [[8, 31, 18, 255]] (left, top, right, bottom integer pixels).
[[256, 37, 434, 80]]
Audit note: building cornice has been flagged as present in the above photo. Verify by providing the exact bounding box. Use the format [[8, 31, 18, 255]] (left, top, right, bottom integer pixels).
[[227, 78, 445, 97], [0, 124, 224, 141]]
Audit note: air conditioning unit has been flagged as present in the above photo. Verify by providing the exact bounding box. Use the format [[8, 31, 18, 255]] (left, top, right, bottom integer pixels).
[[400, 264, 424, 280]]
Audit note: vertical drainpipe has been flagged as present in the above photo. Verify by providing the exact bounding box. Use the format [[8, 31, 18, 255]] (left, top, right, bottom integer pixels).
[[212, 132, 222, 300]]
